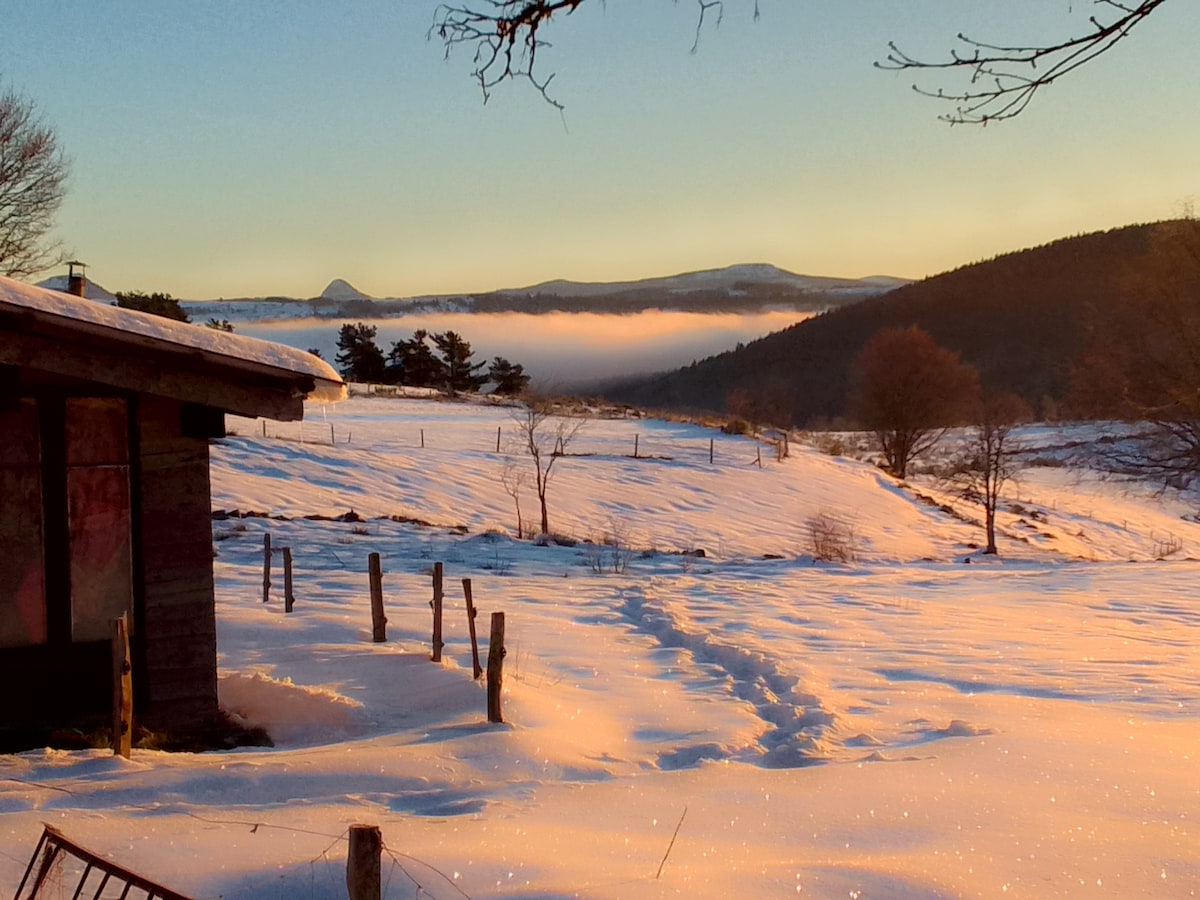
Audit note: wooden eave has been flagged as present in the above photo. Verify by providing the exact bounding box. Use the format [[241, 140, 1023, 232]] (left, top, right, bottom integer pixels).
[[0, 304, 312, 420]]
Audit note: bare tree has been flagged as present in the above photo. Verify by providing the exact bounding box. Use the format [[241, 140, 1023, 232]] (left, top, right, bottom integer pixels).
[[431, 1, 1168, 120], [500, 456, 528, 537], [432, 0, 582, 107], [725, 381, 791, 431], [1071, 218, 1200, 484], [949, 392, 1031, 555], [850, 325, 980, 480], [0, 83, 69, 277], [510, 397, 585, 535], [880, 0, 1168, 124], [432, 0, 755, 105]]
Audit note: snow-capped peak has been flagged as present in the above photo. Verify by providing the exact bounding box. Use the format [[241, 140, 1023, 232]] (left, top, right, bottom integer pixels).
[[320, 279, 373, 302]]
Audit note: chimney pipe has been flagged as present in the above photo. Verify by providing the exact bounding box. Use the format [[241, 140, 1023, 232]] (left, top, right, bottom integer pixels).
[[66, 260, 87, 297]]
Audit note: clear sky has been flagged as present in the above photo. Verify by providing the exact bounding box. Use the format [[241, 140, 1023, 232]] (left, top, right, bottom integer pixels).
[[3, 1, 1197, 299]]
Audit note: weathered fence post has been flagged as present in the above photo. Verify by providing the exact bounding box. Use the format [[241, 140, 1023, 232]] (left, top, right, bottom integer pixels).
[[330, 423, 335, 445], [463, 578, 482, 679], [420, 428, 425, 449], [261, 419, 266, 438], [431, 562, 444, 662], [634, 434, 639, 458], [496, 426, 501, 453], [346, 824, 382, 900], [261, 533, 272, 603], [368, 553, 386, 642], [111, 614, 132, 759], [709, 438, 714, 465], [282, 547, 295, 613], [487, 612, 506, 723]]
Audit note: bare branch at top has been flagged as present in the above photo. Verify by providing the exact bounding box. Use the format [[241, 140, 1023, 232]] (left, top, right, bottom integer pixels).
[[877, 0, 1169, 124]]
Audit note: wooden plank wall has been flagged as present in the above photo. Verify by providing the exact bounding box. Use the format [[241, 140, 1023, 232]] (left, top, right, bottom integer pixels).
[[136, 396, 221, 731]]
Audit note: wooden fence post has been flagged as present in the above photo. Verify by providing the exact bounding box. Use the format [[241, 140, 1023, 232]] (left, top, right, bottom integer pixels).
[[496, 426, 501, 453], [463, 578, 482, 679], [487, 612, 506, 723], [709, 438, 714, 465], [261, 419, 266, 438], [634, 434, 639, 458], [111, 614, 132, 759], [330, 423, 335, 445], [420, 428, 425, 449], [368, 553, 386, 642], [262, 533, 272, 603], [282, 547, 295, 613], [431, 562, 444, 662], [346, 824, 382, 900]]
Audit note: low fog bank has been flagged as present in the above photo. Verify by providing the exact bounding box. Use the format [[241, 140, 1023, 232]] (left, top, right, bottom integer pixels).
[[238, 309, 810, 389]]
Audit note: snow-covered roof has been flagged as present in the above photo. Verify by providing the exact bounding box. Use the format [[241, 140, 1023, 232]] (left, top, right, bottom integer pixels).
[[0, 275, 345, 403]]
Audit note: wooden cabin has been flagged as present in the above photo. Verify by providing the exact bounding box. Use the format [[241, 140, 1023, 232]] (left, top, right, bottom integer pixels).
[[0, 276, 344, 747]]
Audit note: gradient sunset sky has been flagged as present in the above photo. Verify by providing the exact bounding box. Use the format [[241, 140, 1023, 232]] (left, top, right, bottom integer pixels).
[[3, 1, 1196, 299]]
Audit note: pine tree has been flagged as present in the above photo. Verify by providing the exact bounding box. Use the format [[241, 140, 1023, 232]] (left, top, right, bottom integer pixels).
[[388, 330, 446, 387], [434, 330, 487, 394], [488, 356, 530, 395], [115, 291, 190, 322], [335, 322, 386, 382]]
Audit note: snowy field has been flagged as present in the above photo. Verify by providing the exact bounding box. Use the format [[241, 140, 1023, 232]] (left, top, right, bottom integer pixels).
[[2, 397, 1197, 898]]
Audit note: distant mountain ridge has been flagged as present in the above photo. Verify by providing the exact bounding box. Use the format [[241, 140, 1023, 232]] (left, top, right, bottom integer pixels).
[[512, 264, 909, 299], [165, 263, 908, 322], [33, 263, 902, 319]]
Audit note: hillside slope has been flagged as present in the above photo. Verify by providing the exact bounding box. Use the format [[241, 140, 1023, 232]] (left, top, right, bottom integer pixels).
[[603, 220, 1199, 424], [2, 398, 1197, 898]]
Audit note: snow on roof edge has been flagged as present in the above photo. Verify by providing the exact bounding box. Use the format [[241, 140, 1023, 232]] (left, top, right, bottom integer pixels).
[[1, 276, 346, 402]]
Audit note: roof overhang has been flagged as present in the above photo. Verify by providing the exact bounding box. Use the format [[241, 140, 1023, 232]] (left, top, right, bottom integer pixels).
[[0, 276, 345, 421]]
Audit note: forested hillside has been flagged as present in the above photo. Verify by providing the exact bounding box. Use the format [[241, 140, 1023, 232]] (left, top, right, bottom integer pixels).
[[602, 221, 1200, 425]]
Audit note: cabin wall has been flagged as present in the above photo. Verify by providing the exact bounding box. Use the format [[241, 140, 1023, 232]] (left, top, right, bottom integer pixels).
[[0, 386, 132, 739], [136, 396, 221, 731], [0, 310, 311, 747]]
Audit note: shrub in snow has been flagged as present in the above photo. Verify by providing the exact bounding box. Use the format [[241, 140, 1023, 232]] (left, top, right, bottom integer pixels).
[[805, 509, 858, 563]]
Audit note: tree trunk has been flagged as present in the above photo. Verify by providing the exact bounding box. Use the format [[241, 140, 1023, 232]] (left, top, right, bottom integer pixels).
[[984, 506, 998, 554]]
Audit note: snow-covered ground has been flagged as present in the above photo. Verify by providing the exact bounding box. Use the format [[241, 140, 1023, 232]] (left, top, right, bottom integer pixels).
[[2, 398, 1197, 898]]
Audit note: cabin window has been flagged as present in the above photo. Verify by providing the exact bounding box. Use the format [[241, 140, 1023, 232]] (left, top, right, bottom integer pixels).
[[0, 399, 47, 648], [65, 398, 133, 642]]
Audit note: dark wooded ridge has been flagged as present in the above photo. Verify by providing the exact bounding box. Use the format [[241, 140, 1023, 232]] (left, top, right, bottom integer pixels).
[[602, 221, 1199, 426]]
